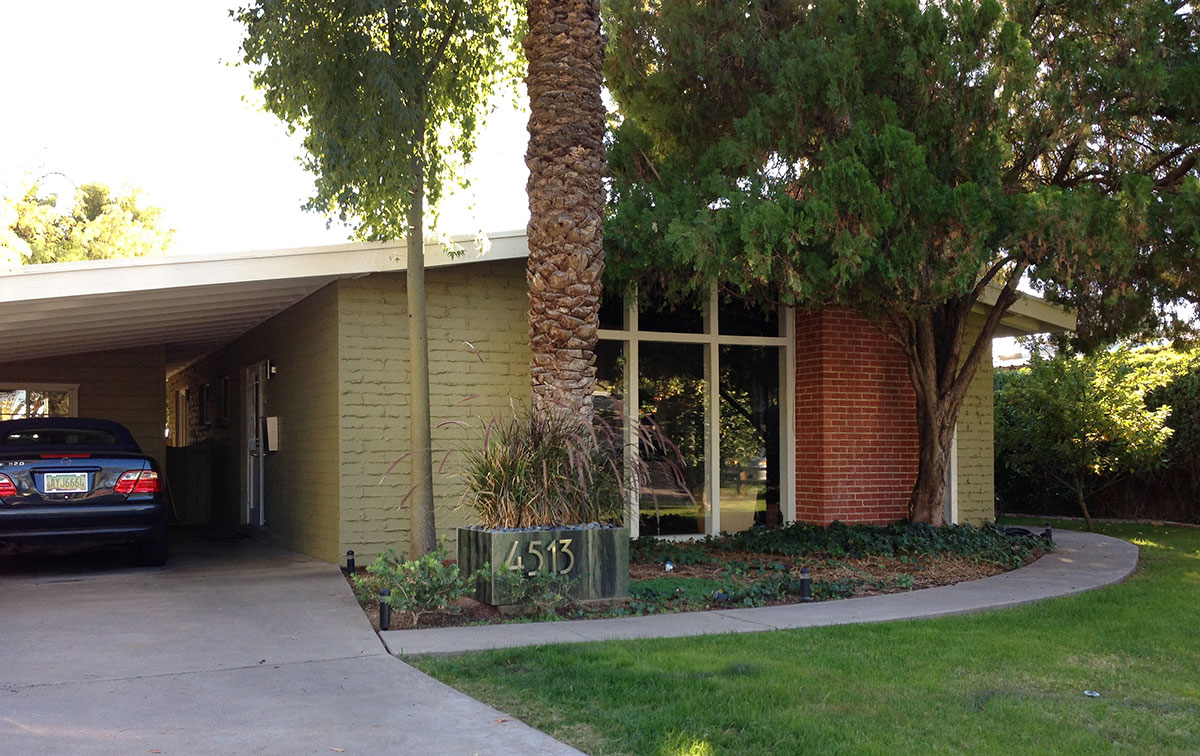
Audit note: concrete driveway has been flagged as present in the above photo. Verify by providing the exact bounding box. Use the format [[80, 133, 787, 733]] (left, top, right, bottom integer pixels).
[[0, 530, 582, 756]]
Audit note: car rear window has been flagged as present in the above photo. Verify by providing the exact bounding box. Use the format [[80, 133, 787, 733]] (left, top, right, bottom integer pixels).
[[2, 429, 121, 447]]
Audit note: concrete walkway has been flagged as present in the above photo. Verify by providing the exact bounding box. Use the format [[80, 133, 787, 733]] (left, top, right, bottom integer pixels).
[[381, 529, 1139, 657], [0, 531, 583, 756]]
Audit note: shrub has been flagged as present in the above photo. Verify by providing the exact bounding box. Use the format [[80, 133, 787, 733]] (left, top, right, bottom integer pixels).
[[352, 539, 481, 627], [995, 345, 1196, 526], [631, 521, 1049, 569], [490, 570, 582, 619]]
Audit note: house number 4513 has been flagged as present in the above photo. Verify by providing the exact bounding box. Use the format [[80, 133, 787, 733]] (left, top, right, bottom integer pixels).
[[504, 538, 575, 576]]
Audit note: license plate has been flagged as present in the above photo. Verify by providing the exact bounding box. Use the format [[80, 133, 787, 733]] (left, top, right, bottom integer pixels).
[[44, 472, 88, 493]]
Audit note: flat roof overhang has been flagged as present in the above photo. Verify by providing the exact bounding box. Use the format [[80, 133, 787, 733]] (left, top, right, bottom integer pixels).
[[0, 234, 1073, 374], [977, 283, 1077, 337], [0, 230, 529, 372]]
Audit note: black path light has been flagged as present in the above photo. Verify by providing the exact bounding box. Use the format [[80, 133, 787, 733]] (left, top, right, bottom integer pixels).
[[346, 550, 356, 574], [379, 588, 391, 631], [799, 567, 813, 603]]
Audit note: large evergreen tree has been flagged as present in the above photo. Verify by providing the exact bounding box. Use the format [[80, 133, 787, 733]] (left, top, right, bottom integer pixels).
[[604, 0, 1200, 523], [236, 0, 518, 556]]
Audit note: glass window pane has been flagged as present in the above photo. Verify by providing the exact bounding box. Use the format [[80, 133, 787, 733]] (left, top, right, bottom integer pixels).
[[0, 390, 26, 420], [599, 292, 626, 330], [639, 293, 705, 334], [718, 297, 780, 337], [47, 391, 72, 417], [719, 346, 782, 532], [594, 338, 627, 437], [26, 391, 48, 417], [638, 342, 707, 535]]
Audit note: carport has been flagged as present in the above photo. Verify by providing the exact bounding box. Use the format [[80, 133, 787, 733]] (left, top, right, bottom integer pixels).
[[0, 236, 525, 548]]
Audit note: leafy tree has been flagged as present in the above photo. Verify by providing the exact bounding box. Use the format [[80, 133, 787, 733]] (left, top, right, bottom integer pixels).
[[523, 0, 608, 420], [236, 0, 519, 557], [995, 346, 1191, 528], [2, 179, 174, 264], [603, 0, 1200, 523]]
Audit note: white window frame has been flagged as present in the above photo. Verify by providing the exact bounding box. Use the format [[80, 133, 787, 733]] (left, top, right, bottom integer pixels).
[[0, 383, 80, 420], [598, 284, 796, 538]]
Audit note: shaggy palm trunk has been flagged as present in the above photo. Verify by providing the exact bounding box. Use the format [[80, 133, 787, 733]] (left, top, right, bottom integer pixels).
[[524, 0, 608, 420]]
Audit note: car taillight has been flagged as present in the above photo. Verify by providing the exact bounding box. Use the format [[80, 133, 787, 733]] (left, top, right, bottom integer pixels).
[[0, 474, 16, 497], [114, 470, 159, 494]]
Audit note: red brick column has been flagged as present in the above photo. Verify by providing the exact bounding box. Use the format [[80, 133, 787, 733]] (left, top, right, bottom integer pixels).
[[794, 309, 917, 524]]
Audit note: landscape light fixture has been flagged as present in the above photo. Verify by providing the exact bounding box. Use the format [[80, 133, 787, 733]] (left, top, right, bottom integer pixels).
[[379, 589, 391, 631], [799, 567, 813, 602]]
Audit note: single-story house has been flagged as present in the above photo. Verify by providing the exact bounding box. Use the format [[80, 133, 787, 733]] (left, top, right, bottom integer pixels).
[[0, 231, 1073, 563]]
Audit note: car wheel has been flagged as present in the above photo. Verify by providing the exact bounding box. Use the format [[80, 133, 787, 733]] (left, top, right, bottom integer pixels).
[[134, 529, 169, 567]]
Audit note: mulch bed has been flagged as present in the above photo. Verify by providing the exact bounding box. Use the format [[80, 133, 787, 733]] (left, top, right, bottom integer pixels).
[[347, 548, 1040, 632]]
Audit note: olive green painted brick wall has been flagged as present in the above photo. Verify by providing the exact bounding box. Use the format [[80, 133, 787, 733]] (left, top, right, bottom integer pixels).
[[0, 346, 167, 467], [955, 312, 995, 525], [337, 259, 531, 558], [166, 284, 342, 561]]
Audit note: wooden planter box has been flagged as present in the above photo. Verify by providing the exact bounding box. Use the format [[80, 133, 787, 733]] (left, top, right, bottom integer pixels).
[[457, 526, 630, 606]]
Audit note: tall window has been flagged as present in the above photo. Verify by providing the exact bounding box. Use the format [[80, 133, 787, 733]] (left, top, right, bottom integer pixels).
[[0, 385, 78, 420], [597, 286, 794, 538]]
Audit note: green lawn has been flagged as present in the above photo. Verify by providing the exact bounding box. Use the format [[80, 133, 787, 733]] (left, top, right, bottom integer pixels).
[[414, 521, 1200, 755]]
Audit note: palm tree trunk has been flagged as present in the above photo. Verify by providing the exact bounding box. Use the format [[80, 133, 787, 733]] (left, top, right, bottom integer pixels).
[[524, 0, 608, 421]]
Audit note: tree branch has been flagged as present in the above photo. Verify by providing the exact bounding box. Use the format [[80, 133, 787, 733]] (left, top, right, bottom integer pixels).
[[1050, 139, 1080, 186], [950, 260, 1028, 404], [1155, 151, 1198, 190], [424, 0, 465, 85], [969, 254, 1018, 307]]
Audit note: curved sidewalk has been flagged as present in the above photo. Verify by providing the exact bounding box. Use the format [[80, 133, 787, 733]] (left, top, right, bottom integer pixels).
[[381, 529, 1138, 657]]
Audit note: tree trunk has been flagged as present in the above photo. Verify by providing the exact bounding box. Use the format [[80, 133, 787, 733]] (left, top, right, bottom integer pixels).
[[524, 0, 608, 421], [896, 265, 1025, 524], [406, 111, 437, 559], [910, 398, 954, 526], [1072, 472, 1095, 531]]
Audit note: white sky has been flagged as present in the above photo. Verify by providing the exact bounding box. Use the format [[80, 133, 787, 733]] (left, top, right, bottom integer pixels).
[[0, 1, 530, 255]]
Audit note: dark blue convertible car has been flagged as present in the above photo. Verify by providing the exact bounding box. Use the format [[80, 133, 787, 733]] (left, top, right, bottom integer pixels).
[[0, 418, 168, 565]]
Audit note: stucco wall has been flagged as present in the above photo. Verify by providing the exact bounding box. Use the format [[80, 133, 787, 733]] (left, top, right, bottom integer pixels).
[[0, 346, 167, 467], [337, 260, 530, 558], [166, 284, 342, 561], [955, 311, 995, 525]]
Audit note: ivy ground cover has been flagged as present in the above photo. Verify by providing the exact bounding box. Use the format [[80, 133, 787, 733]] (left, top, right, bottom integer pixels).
[[353, 522, 1047, 629], [415, 521, 1199, 755]]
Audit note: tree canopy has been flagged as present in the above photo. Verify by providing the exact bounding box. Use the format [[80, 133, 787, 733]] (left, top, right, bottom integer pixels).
[[603, 0, 1200, 522], [235, 0, 520, 241], [995, 345, 1194, 528], [236, 0, 520, 556], [1, 179, 174, 265]]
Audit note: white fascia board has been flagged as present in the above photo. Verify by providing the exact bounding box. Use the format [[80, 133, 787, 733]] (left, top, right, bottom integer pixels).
[[975, 284, 1077, 335], [0, 229, 530, 304]]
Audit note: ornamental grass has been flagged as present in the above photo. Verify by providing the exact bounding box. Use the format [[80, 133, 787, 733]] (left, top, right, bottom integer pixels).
[[459, 402, 686, 529]]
